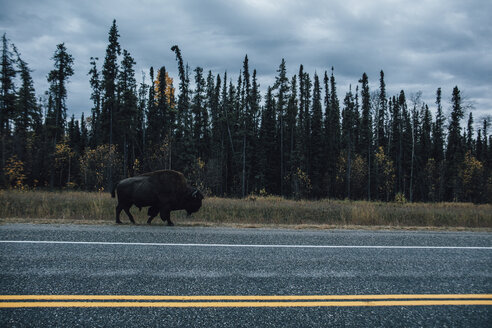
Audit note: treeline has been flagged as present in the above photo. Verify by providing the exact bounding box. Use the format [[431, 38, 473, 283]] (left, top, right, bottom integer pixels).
[[1, 21, 491, 203]]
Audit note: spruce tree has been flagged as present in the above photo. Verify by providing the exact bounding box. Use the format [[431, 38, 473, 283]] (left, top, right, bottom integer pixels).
[[118, 49, 138, 176], [191, 66, 207, 159], [359, 73, 372, 199], [432, 88, 445, 163], [101, 19, 121, 146], [156, 66, 170, 142], [326, 67, 341, 197], [136, 71, 148, 158], [377, 71, 387, 150], [341, 88, 356, 199], [302, 72, 312, 177], [47, 43, 73, 188], [171, 45, 193, 172], [274, 59, 289, 195], [249, 69, 261, 192], [80, 112, 88, 152], [445, 86, 465, 200], [466, 112, 474, 154], [286, 74, 298, 195], [13, 48, 38, 162], [310, 73, 324, 197], [146, 67, 160, 148], [47, 43, 74, 143], [259, 87, 277, 193], [1, 34, 17, 177], [418, 104, 432, 201], [297, 65, 306, 171], [88, 57, 101, 146]]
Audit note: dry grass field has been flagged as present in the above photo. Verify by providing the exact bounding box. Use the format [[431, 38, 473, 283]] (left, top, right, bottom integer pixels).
[[0, 190, 491, 229]]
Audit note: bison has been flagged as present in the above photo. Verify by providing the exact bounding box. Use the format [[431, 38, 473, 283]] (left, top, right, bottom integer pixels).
[[111, 170, 204, 225]]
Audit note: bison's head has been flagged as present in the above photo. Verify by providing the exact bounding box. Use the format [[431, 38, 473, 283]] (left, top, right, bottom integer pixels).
[[185, 187, 204, 216]]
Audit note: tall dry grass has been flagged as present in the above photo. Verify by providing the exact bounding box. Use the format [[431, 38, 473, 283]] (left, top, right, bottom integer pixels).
[[0, 190, 491, 228]]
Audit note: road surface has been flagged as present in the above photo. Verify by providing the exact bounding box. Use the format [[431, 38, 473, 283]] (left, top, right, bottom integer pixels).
[[1, 223, 491, 327]]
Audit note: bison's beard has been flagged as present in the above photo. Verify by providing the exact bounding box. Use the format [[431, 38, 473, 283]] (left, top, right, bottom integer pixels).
[[186, 201, 202, 217]]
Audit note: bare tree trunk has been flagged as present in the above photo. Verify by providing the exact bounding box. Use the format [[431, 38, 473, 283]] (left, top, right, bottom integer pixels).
[[367, 143, 371, 201], [242, 133, 246, 197], [347, 138, 351, 200], [67, 155, 71, 185], [280, 113, 284, 196], [410, 127, 415, 202]]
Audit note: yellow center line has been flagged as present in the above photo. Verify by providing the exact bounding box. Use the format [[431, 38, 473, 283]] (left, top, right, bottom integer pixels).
[[1, 300, 492, 308], [1, 294, 491, 301]]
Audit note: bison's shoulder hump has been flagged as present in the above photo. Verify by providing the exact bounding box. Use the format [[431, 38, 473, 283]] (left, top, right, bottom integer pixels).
[[140, 170, 188, 194]]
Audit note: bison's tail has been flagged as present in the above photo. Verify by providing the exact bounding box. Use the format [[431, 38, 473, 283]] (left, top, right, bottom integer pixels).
[[111, 183, 117, 198]]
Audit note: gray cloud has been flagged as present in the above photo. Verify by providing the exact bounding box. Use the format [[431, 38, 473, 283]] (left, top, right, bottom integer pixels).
[[1, 0, 491, 122]]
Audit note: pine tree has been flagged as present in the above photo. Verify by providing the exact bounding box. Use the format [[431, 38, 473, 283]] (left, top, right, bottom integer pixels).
[[432, 88, 445, 163], [191, 66, 207, 159], [432, 87, 445, 200], [394, 91, 407, 196], [341, 87, 356, 199], [259, 87, 277, 193], [359, 72, 372, 199], [47, 43, 73, 188], [80, 112, 88, 152], [274, 58, 289, 196], [47, 43, 74, 143], [445, 86, 465, 200], [156, 66, 170, 143], [409, 92, 422, 202], [171, 45, 193, 172], [297, 65, 306, 171], [310, 73, 323, 197], [466, 112, 474, 154], [207, 71, 223, 194], [249, 69, 261, 192], [286, 74, 298, 195], [146, 67, 159, 148], [88, 57, 101, 146], [13, 47, 38, 162], [118, 49, 138, 177], [240, 56, 259, 196], [302, 72, 312, 177], [377, 70, 387, 149], [401, 92, 412, 199], [327, 67, 341, 197], [136, 71, 148, 159], [0, 34, 17, 177], [100, 20, 121, 189], [101, 19, 121, 146]]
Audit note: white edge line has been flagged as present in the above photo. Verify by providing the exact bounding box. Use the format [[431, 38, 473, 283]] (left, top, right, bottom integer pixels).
[[0, 240, 491, 250]]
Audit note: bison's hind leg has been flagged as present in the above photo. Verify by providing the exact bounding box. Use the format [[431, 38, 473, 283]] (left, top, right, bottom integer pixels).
[[115, 204, 123, 224], [123, 206, 136, 224]]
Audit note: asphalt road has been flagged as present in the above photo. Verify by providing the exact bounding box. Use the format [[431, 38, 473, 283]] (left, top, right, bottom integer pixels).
[[0, 223, 491, 327]]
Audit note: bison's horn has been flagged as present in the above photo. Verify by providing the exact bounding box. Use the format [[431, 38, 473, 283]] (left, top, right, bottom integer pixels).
[[192, 189, 198, 198]]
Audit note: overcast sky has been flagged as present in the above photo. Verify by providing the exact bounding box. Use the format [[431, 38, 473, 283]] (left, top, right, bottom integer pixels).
[[1, 0, 491, 127]]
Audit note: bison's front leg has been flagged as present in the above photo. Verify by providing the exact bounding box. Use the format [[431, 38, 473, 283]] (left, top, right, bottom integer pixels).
[[159, 208, 174, 226], [147, 206, 159, 225]]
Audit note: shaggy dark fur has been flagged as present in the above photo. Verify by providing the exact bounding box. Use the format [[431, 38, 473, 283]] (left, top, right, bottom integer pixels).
[[111, 170, 204, 225]]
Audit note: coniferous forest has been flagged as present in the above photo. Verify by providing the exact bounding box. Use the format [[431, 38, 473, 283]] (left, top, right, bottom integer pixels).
[[1, 21, 491, 203]]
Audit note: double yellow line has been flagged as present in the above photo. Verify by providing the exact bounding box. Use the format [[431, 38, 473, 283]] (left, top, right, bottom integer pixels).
[[1, 294, 492, 308]]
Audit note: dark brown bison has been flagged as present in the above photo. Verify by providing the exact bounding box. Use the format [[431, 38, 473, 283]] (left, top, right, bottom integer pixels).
[[111, 170, 204, 225]]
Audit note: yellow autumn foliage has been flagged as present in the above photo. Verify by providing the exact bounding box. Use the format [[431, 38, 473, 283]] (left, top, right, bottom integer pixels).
[[154, 70, 176, 109], [4, 155, 27, 190]]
